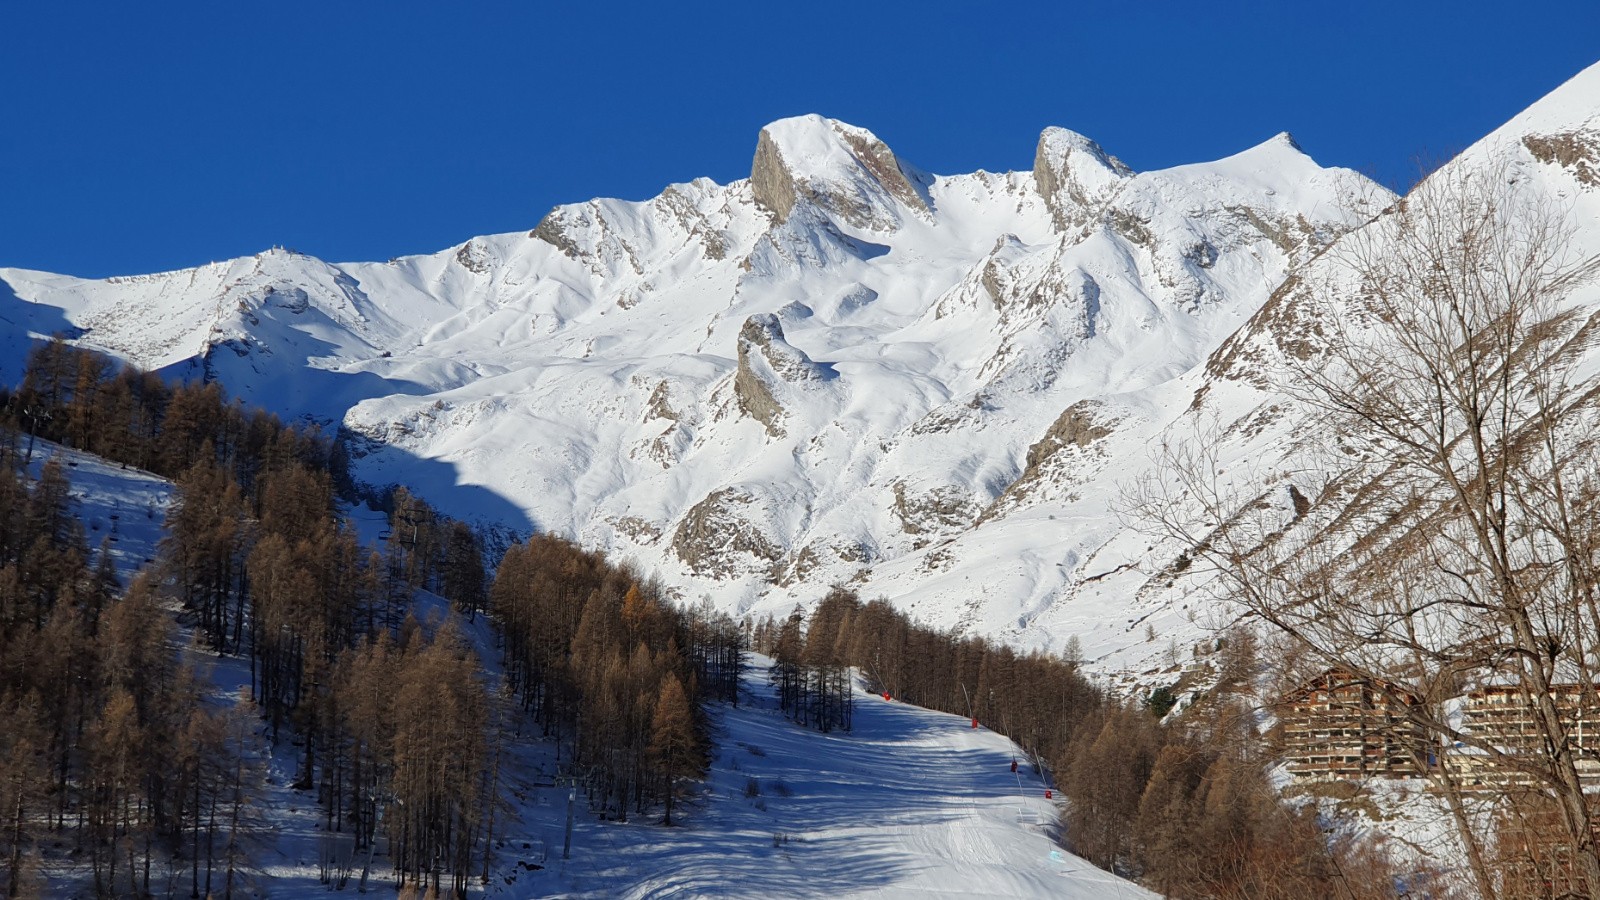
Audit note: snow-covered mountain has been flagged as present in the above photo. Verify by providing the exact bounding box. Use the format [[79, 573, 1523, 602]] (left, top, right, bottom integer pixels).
[[959, 61, 1600, 681], [6, 63, 1598, 675]]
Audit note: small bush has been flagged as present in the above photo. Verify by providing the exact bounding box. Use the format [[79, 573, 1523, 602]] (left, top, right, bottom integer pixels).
[[1145, 685, 1178, 718]]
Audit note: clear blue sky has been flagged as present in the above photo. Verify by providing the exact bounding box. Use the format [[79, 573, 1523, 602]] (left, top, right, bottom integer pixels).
[[4, 1, 1597, 278]]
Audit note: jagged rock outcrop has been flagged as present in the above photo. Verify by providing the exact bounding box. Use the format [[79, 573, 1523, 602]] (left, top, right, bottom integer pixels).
[[670, 487, 784, 579], [529, 210, 581, 257], [732, 313, 830, 436], [750, 115, 931, 231], [1027, 400, 1117, 467], [749, 130, 800, 223], [980, 400, 1122, 519], [891, 481, 979, 538], [1524, 131, 1600, 186], [1033, 127, 1133, 232], [454, 240, 492, 274]]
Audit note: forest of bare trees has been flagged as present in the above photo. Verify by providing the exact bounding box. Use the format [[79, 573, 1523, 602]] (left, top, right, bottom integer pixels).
[[0, 342, 348, 897], [489, 536, 728, 825], [0, 441, 263, 898], [0, 340, 723, 896], [0, 344, 515, 897]]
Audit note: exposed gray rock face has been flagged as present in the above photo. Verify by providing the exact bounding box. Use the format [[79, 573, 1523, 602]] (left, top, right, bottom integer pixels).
[[741, 313, 827, 381], [454, 240, 492, 274], [979, 399, 1121, 520], [658, 184, 729, 259], [968, 244, 1102, 395], [527, 180, 737, 291], [1026, 399, 1116, 466], [644, 380, 678, 422], [732, 365, 783, 436], [733, 313, 830, 436], [749, 116, 931, 231], [529, 209, 581, 258], [891, 481, 979, 538], [733, 319, 787, 437], [750, 129, 798, 223], [835, 127, 931, 220], [978, 235, 1026, 306], [1033, 127, 1133, 232], [670, 487, 783, 579], [1524, 131, 1600, 186]]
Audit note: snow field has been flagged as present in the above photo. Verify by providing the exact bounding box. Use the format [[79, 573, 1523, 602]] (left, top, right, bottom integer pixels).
[[519, 656, 1153, 899]]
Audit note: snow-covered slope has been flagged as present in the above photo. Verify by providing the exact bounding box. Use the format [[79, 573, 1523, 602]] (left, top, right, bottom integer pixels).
[[21, 69, 1600, 675], [23, 444, 1141, 898], [524, 658, 1153, 899], [921, 61, 1600, 683]]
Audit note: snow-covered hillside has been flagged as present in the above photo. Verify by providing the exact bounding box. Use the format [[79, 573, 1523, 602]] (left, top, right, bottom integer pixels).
[[6, 62, 1599, 676], [972, 61, 1600, 683], [20, 444, 1140, 898], [525, 657, 1152, 899]]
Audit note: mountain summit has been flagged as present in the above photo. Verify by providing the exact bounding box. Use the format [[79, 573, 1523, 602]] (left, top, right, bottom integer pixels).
[[25, 82, 1587, 668], [751, 115, 933, 230]]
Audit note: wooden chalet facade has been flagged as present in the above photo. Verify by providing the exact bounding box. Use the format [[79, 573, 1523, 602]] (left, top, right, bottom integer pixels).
[[1281, 668, 1428, 780], [1458, 683, 1600, 789]]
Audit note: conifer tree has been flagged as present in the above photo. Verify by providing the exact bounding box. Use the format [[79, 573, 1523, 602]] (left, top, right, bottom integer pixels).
[[440, 521, 485, 618], [647, 674, 697, 826], [0, 694, 47, 900]]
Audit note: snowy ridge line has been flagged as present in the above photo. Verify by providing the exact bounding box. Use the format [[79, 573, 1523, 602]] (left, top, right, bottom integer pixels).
[[2, 63, 1598, 688], [0, 107, 1390, 677]]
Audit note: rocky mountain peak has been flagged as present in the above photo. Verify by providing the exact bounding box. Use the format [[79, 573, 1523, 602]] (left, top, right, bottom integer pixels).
[[750, 115, 932, 232], [1033, 127, 1133, 230], [30, 64, 1586, 678]]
